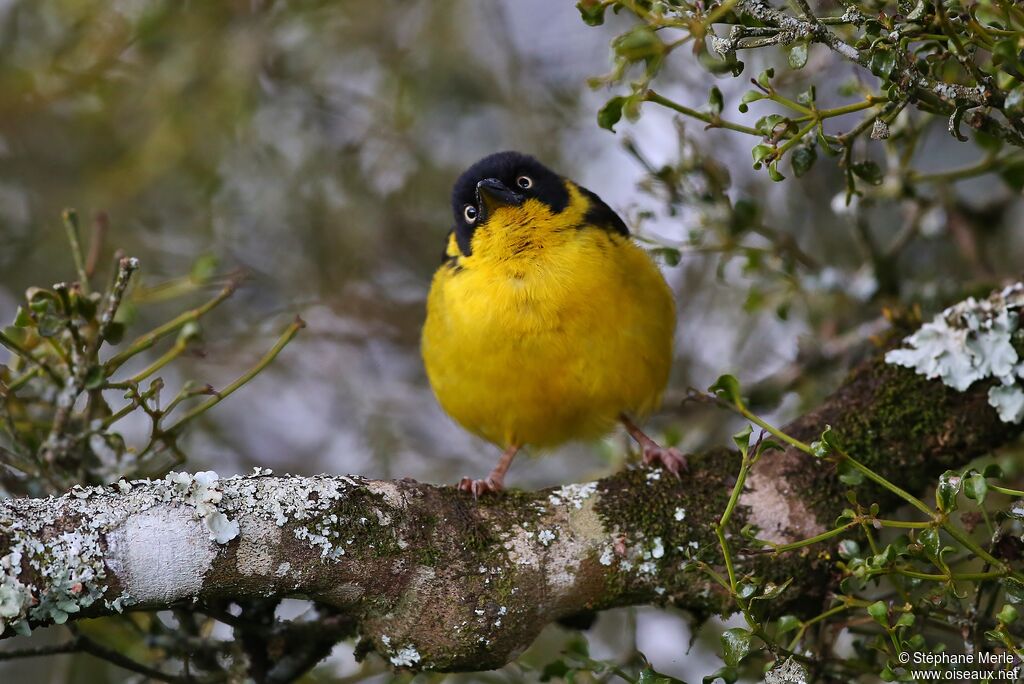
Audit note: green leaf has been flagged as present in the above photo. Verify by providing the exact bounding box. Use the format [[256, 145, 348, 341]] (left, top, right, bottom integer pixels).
[[835, 508, 856, 526], [638, 667, 688, 684], [103, 321, 126, 345], [37, 314, 63, 338], [1005, 85, 1024, 117], [13, 306, 31, 328], [740, 90, 764, 106], [918, 528, 940, 558], [1000, 160, 1024, 191], [729, 199, 758, 235], [838, 539, 861, 560], [935, 470, 961, 513], [755, 68, 775, 89], [1002, 578, 1024, 603], [992, 38, 1022, 71], [1, 326, 27, 348], [797, 85, 816, 106], [709, 374, 742, 406], [737, 582, 758, 600], [755, 439, 784, 459], [775, 615, 800, 635], [851, 160, 884, 185], [791, 145, 817, 177], [755, 114, 787, 136], [732, 425, 754, 457], [751, 144, 774, 166], [895, 612, 915, 628], [963, 471, 987, 504], [540, 659, 570, 682], [598, 96, 625, 132], [720, 628, 753, 667], [788, 42, 809, 70], [983, 464, 1004, 479], [820, 425, 841, 450], [708, 86, 723, 116], [998, 604, 1019, 624], [74, 293, 97, 320], [84, 366, 105, 390], [837, 460, 864, 486], [817, 128, 842, 156], [576, 0, 607, 26], [613, 25, 663, 61], [758, 578, 792, 599], [650, 247, 682, 267], [984, 628, 1010, 643], [703, 666, 738, 684], [869, 49, 896, 80], [867, 600, 889, 627], [767, 161, 785, 182], [565, 632, 589, 657]]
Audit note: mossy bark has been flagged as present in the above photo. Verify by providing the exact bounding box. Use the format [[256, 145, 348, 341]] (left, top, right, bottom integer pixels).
[[0, 353, 1019, 672]]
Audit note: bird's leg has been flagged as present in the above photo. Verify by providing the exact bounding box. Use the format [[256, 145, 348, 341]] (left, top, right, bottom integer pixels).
[[619, 414, 687, 477], [458, 444, 520, 497]]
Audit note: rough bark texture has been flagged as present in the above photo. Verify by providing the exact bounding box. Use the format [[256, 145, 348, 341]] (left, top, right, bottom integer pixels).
[[0, 352, 1019, 672]]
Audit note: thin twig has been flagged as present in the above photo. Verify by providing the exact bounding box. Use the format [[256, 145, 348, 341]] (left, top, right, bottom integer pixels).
[[104, 278, 238, 375], [85, 211, 109, 279], [162, 317, 305, 435]]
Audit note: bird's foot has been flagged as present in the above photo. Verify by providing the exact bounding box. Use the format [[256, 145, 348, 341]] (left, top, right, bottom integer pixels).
[[458, 476, 504, 498], [641, 444, 688, 478]]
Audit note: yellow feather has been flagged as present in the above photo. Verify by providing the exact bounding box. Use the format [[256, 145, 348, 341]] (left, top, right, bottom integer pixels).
[[422, 181, 675, 450]]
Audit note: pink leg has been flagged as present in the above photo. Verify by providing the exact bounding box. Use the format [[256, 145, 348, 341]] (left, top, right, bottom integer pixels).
[[459, 444, 520, 498], [620, 414, 687, 477]]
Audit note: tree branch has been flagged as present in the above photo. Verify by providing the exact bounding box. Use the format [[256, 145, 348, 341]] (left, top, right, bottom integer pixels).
[[1, 289, 1021, 672]]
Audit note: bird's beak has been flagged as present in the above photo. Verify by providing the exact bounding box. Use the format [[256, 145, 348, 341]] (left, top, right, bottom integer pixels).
[[476, 178, 524, 222]]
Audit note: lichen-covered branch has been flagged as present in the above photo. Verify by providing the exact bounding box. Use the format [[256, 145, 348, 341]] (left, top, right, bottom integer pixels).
[[2, 283, 1021, 672]]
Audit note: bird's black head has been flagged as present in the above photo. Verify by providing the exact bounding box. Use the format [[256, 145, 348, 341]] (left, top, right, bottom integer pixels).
[[450, 151, 569, 256]]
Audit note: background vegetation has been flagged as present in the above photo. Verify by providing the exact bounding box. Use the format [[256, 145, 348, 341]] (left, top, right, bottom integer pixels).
[[1, 0, 1024, 681]]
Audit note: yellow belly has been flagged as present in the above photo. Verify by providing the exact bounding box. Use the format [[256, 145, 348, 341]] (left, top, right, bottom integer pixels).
[[421, 229, 675, 449]]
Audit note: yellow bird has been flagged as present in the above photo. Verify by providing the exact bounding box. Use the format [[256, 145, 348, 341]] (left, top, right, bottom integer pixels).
[[421, 151, 682, 496]]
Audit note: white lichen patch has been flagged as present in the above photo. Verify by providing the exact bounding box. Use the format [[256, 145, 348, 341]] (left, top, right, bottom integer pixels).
[[885, 283, 1024, 422], [107, 508, 217, 604], [673, 507, 686, 521], [167, 471, 240, 544], [0, 472, 371, 635], [765, 657, 810, 684], [389, 644, 421, 667], [547, 482, 598, 510]]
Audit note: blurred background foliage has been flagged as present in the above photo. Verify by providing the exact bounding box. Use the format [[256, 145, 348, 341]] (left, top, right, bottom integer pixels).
[[1, 0, 1023, 681]]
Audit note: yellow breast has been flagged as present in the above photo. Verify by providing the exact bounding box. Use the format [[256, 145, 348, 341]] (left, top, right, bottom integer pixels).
[[421, 183, 675, 449]]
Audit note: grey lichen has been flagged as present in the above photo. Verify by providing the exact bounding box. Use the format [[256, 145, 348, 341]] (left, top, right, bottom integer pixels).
[[766, 657, 810, 684], [0, 471, 372, 636], [886, 283, 1024, 422], [547, 482, 598, 510]]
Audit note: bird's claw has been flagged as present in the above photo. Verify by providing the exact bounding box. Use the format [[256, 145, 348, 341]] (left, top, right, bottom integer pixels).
[[642, 445, 688, 478], [458, 476, 503, 498]]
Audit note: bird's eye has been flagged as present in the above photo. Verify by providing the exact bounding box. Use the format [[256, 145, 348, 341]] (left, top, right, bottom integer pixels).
[[516, 175, 533, 189], [463, 205, 478, 223]]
